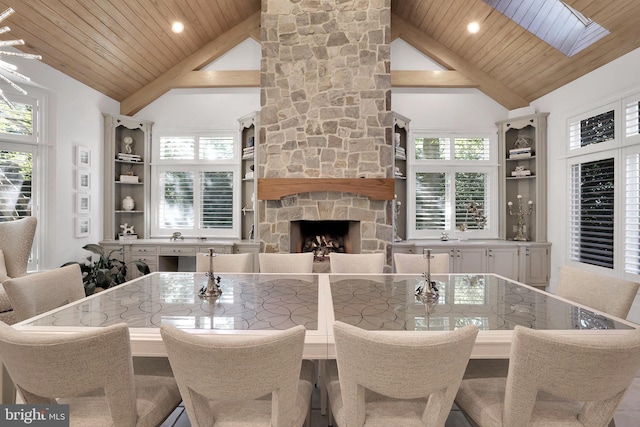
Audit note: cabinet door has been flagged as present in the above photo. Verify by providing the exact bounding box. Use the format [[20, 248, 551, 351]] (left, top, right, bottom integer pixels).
[[522, 246, 549, 286], [454, 247, 487, 273], [487, 247, 519, 281]]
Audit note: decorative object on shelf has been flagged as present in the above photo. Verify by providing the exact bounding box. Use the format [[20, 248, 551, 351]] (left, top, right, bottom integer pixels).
[[199, 247, 222, 298], [123, 136, 134, 154], [508, 194, 534, 241], [122, 195, 135, 211], [440, 232, 449, 241], [62, 243, 149, 296], [514, 136, 533, 149], [511, 165, 531, 177], [415, 248, 439, 301], [0, 7, 43, 108], [394, 132, 401, 146], [119, 173, 139, 183], [247, 136, 254, 147], [393, 194, 402, 242], [249, 224, 254, 240], [117, 152, 141, 162], [509, 146, 532, 159], [118, 223, 137, 240], [170, 232, 184, 241], [394, 166, 403, 177]]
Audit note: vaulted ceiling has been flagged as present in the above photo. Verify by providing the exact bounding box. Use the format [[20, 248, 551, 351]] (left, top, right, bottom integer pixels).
[[2, 0, 639, 115]]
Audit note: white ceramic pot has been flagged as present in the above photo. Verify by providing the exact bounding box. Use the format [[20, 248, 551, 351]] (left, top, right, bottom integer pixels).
[[122, 196, 135, 211]]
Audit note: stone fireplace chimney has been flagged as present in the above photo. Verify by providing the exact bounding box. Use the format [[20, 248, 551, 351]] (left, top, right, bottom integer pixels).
[[259, 0, 393, 269]]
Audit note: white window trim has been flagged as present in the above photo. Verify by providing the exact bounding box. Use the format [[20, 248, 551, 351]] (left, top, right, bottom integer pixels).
[[150, 130, 241, 238], [407, 130, 498, 240]]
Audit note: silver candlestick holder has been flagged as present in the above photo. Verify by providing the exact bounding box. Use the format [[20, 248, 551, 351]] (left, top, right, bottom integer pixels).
[[199, 247, 222, 298], [415, 248, 439, 301], [508, 195, 533, 241]]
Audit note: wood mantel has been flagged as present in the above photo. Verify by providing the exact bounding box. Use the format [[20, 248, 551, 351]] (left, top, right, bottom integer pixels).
[[257, 178, 395, 200]]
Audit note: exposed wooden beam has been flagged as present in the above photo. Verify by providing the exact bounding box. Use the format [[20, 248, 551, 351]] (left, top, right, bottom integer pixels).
[[120, 11, 261, 116], [176, 70, 260, 88], [391, 70, 477, 88], [391, 13, 529, 110]]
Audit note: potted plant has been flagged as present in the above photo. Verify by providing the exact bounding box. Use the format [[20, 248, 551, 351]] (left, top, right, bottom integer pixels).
[[63, 243, 150, 296]]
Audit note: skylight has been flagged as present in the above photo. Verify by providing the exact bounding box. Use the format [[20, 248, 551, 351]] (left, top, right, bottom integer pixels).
[[482, 0, 610, 57]]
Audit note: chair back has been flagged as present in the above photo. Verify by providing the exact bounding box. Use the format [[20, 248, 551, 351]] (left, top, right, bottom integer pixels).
[[160, 324, 306, 426], [333, 321, 478, 427], [503, 326, 640, 426], [259, 252, 314, 273], [3, 264, 85, 322], [0, 217, 37, 278], [557, 265, 640, 318], [330, 252, 385, 274], [394, 252, 450, 274], [0, 322, 138, 426], [196, 252, 253, 273]]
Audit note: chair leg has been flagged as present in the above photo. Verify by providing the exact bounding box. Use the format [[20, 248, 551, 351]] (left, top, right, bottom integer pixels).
[[320, 360, 327, 415]]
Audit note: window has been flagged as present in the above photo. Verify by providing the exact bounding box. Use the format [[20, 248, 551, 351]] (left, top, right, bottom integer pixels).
[[567, 96, 640, 277], [0, 93, 43, 271], [151, 133, 239, 238], [409, 133, 497, 238]]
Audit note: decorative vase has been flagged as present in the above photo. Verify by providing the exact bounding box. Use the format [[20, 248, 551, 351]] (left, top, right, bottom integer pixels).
[[122, 196, 135, 211]]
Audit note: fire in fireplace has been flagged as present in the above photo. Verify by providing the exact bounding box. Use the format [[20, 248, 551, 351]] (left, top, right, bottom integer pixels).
[[290, 220, 361, 262]]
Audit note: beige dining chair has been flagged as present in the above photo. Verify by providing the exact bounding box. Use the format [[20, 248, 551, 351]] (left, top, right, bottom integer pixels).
[[329, 252, 385, 274], [556, 265, 640, 319], [196, 252, 253, 273], [3, 263, 86, 322], [259, 252, 314, 273], [393, 252, 450, 274], [0, 322, 182, 426], [455, 326, 640, 427], [160, 324, 315, 427], [0, 216, 37, 324], [327, 321, 478, 427]]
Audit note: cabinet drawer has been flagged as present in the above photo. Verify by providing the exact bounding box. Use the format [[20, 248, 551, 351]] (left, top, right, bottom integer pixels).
[[130, 255, 156, 264], [159, 246, 197, 256], [130, 246, 157, 256], [198, 246, 232, 254]]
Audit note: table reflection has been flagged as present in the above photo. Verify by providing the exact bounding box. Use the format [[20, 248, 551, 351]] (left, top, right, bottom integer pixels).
[[22, 273, 319, 331], [330, 274, 632, 332]]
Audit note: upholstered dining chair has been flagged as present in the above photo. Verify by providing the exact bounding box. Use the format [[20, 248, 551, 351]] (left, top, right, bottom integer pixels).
[[393, 252, 450, 274], [259, 252, 314, 273], [329, 252, 385, 274], [326, 321, 479, 427], [0, 216, 37, 324], [196, 252, 253, 273], [160, 324, 315, 427], [3, 263, 85, 322], [0, 322, 182, 426], [556, 265, 640, 319], [455, 326, 640, 427]]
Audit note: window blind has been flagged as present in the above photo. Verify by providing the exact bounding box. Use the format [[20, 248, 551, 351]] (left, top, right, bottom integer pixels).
[[625, 152, 640, 274], [625, 100, 640, 138], [455, 172, 488, 230], [415, 172, 448, 230], [415, 138, 450, 160], [199, 137, 234, 160], [454, 138, 490, 161], [569, 110, 615, 149], [200, 171, 233, 229], [0, 150, 32, 220], [159, 137, 195, 160], [569, 158, 614, 268], [158, 171, 194, 228]]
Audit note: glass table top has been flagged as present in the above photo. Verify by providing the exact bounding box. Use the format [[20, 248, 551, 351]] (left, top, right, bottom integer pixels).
[[22, 273, 319, 331], [330, 274, 634, 331]]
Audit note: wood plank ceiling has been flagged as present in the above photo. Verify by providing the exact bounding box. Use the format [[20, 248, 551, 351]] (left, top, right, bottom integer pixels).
[[0, 0, 639, 114]]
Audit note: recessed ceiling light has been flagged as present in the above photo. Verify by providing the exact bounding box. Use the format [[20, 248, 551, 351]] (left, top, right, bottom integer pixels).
[[467, 21, 480, 34], [172, 22, 184, 33]]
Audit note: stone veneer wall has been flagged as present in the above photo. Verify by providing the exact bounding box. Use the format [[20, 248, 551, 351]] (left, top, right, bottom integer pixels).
[[259, 0, 393, 269]]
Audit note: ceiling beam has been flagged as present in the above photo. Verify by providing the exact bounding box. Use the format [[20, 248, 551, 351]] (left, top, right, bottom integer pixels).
[[392, 70, 477, 87], [391, 13, 529, 110], [120, 11, 261, 116], [176, 70, 260, 88]]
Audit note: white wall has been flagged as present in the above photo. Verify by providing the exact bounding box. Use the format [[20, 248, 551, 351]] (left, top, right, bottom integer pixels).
[[531, 48, 640, 323], [8, 52, 119, 269]]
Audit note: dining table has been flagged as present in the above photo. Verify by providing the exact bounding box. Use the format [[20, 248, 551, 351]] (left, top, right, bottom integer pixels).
[[3, 271, 638, 404]]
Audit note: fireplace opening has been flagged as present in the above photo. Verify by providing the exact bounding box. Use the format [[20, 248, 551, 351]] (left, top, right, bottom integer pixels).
[[290, 220, 361, 262]]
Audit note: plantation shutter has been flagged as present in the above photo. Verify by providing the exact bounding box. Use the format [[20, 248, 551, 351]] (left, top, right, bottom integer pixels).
[[415, 172, 448, 230], [625, 152, 640, 274], [158, 171, 194, 229], [0, 149, 32, 220], [200, 171, 233, 229], [569, 158, 615, 268], [455, 172, 488, 230]]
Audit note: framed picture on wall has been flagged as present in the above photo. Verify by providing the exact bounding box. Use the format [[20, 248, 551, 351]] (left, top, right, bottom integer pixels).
[[76, 217, 91, 237], [77, 170, 91, 190], [77, 193, 90, 214], [76, 145, 91, 168]]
